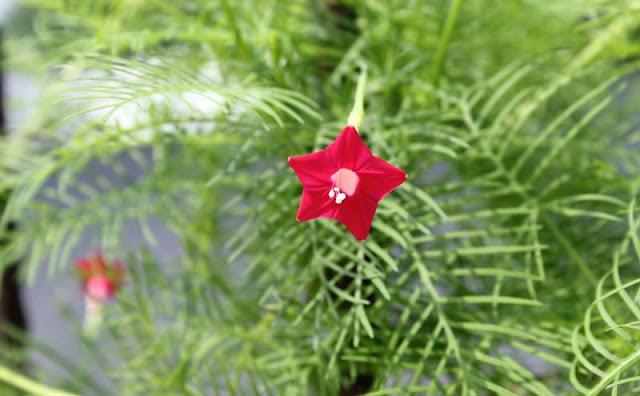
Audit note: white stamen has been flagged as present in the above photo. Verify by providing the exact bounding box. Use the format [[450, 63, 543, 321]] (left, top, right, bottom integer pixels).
[[329, 185, 349, 204]]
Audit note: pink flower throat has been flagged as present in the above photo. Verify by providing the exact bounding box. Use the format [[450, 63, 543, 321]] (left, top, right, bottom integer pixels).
[[328, 168, 359, 204]]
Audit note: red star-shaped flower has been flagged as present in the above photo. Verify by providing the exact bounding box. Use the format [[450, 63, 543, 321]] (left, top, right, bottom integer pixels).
[[288, 125, 407, 240]]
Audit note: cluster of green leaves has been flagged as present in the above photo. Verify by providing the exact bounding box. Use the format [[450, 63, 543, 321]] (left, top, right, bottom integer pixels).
[[2, 0, 640, 395]]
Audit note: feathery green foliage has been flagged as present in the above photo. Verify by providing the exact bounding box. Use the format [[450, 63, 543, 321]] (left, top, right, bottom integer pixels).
[[1, 0, 640, 395]]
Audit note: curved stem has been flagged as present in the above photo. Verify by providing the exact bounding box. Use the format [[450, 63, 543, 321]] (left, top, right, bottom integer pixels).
[[0, 364, 80, 396], [587, 349, 640, 395]]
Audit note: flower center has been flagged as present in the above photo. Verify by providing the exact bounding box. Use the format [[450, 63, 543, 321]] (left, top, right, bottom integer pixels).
[[328, 168, 359, 204]]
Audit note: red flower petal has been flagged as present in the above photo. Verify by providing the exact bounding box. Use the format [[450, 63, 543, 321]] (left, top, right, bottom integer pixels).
[[76, 258, 92, 274], [324, 125, 372, 170], [333, 193, 378, 240], [357, 156, 407, 201], [288, 150, 335, 191], [296, 188, 337, 221], [86, 276, 116, 301]]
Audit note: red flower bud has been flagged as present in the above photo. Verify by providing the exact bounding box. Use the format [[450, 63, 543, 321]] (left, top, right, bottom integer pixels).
[[75, 253, 124, 302]]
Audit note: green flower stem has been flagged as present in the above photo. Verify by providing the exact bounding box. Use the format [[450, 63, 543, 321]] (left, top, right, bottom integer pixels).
[[0, 364, 79, 396], [431, 0, 463, 86], [347, 65, 368, 130]]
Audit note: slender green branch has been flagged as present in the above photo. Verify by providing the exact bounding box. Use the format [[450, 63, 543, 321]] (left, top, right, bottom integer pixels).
[[540, 212, 598, 287], [431, 0, 464, 86], [220, 0, 248, 58], [0, 364, 80, 396], [461, 97, 599, 289]]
